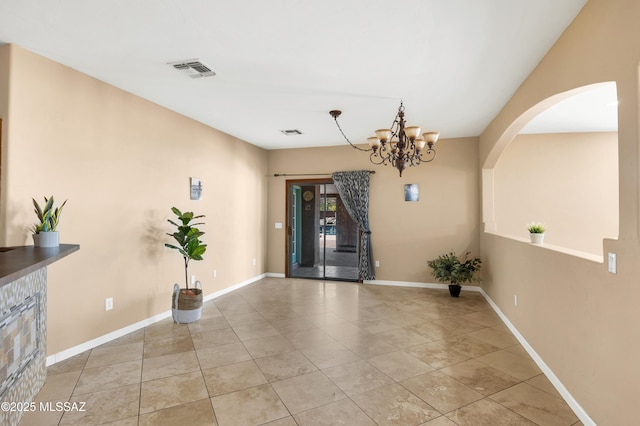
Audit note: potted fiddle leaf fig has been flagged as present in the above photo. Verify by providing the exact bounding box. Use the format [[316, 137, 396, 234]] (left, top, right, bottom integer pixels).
[[427, 251, 482, 297], [165, 207, 207, 323], [32, 196, 67, 247]]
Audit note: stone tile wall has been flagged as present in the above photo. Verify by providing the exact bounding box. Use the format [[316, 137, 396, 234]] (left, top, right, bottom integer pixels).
[[0, 268, 47, 426]]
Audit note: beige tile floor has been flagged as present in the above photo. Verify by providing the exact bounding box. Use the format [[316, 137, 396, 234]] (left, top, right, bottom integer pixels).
[[20, 278, 584, 426]]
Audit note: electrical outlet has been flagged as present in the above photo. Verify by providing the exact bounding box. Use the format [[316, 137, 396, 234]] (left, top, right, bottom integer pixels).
[[253, 258, 256, 266], [213, 269, 217, 279], [375, 260, 380, 267], [191, 275, 196, 284], [514, 294, 518, 306], [105, 297, 113, 311]]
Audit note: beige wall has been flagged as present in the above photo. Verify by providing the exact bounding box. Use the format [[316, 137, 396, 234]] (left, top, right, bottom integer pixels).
[[4, 1, 634, 420], [480, 0, 640, 423], [267, 138, 480, 284], [494, 132, 618, 255], [0, 44, 268, 354], [0, 45, 10, 238]]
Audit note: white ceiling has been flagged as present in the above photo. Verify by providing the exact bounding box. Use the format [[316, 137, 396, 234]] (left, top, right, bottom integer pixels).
[[520, 82, 618, 134], [0, 0, 596, 150]]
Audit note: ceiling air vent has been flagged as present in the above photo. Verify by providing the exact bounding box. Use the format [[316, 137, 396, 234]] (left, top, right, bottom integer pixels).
[[169, 59, 216, 78], [281, 129, 303, 135]]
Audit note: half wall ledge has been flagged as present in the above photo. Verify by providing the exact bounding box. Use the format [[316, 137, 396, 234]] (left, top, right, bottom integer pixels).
[[0, 244, 79, 426], [483, 231, 603, 263]]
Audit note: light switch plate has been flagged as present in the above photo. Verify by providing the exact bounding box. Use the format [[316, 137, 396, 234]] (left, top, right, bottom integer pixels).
[[607, 252, 617, 274]]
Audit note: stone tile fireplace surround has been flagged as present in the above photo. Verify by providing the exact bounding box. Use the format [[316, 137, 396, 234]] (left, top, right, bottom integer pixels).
[[0, 244, 78, 426]]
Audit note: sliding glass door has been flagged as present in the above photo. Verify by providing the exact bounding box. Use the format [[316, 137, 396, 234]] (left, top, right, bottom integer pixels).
[[287, 180, 359, 281]]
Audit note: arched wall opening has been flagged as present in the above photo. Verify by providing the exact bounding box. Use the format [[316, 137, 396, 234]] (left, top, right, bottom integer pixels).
[[482, 82, 619, 259]]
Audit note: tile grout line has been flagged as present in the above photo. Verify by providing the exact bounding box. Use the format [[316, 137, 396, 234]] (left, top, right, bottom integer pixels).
[[26, 279, 579, 425]]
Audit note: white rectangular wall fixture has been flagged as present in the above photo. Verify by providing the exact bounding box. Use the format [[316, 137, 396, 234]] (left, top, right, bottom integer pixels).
[[607, 252, 617, 274], [190, 177, 203, 200]]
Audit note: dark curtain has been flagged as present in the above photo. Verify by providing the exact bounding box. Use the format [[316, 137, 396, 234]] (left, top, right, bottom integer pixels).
[[331, 170, 375, 280]]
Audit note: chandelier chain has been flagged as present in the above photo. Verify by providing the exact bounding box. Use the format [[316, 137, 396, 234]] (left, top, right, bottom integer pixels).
[[332, 115, 371, 152]]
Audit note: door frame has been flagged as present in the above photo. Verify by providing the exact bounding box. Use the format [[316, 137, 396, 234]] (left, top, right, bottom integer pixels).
[[285, 178, 332, 278]]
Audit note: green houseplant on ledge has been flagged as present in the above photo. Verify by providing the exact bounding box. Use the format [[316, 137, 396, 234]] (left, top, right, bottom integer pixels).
[[527, 222, 546, 244], [32, 196, 67, 247], [427, 251, 482, 297], [165, 207, 207, 323]]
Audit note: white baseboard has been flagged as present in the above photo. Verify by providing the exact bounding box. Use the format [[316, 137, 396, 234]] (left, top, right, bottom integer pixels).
[[477, 288, 595, 426], [202, 273, 267, 303], [364, 279, 593, 425], [46, 310, 171, 366], [46, 273, 265, 366], [364, 279, 481, 293], [47, 275, 595, 424]]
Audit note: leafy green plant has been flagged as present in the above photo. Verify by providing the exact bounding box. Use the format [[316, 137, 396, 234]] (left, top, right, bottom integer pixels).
[[427, 251, 482, 286], [165, 207, 207, 290], [527, 222, 546, 234], [32, 196, 67, 234]]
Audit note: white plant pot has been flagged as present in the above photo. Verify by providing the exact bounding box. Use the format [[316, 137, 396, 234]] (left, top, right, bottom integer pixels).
[[33, 231, 59, 247], [529, 232, 544, 244], [172, 306, 202, 324], [171, 283, 203, 324]]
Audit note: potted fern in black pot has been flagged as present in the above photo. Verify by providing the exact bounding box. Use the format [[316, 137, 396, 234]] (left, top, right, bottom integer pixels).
[[427, 251, 482, 297], [165, 207, 207, 323]]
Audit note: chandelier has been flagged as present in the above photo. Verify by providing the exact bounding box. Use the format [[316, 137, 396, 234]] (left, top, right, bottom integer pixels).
[[330, 101, 439, 177]]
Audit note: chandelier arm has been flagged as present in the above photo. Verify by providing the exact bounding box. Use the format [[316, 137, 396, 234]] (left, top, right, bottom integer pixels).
[[332, 116, 372, 152], [369, 152, 386, 165], [390, 111, 401, 138], [419, 149, 436, 163], [406, 145, 419, 166], [391, 101, 404, 136], [402, 151, 411, 165], [377, 144, 393, 160]]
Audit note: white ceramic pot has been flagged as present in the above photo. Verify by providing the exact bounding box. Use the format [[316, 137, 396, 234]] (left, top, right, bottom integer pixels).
[[529, 232, 544, 244], [33, 231, 59, 247]]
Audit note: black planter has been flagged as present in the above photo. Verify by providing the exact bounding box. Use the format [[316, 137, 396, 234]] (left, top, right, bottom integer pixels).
[[448, 284, 461, 297]]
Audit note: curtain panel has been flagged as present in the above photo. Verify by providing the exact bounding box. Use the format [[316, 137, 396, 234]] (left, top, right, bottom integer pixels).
[[331, 170, 375, 280]]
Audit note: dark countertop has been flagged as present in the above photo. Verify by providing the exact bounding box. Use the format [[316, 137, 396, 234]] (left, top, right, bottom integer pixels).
[[0, 244, 80, 288]]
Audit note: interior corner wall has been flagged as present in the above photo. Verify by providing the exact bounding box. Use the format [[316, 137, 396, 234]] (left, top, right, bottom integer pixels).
[[494, 132, 619, 255], [266, 137, 481, 284], [0, 44, 11, 246], [2, 44, 268, 355], [479, 0, 640, 423]]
